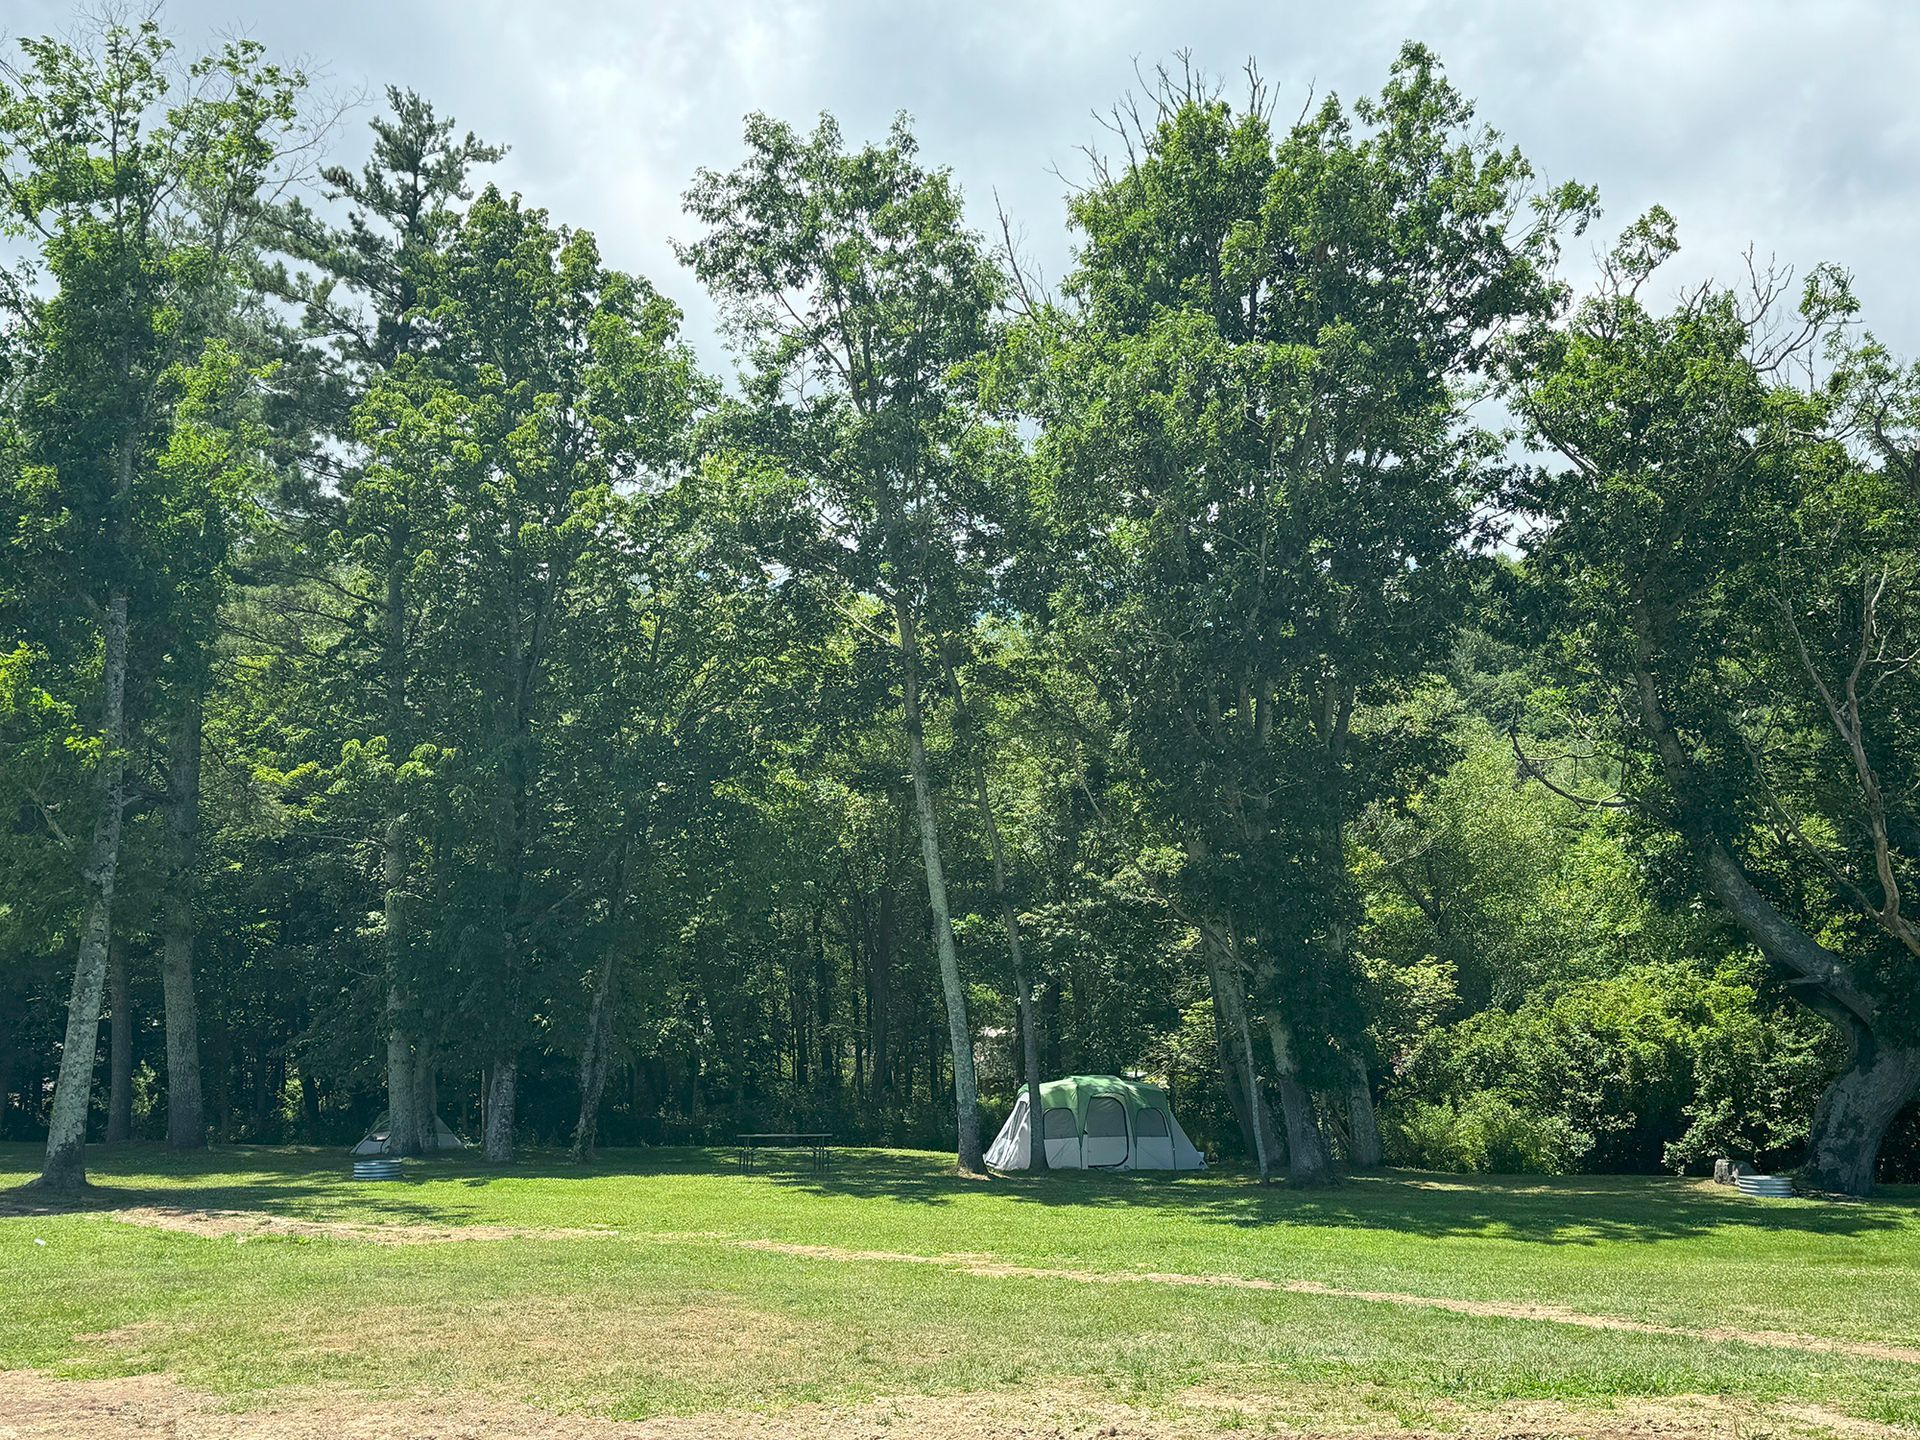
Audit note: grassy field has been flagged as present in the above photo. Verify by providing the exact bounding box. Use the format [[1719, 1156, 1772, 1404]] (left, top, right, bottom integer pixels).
[[2, 1144, 1918, 1437]]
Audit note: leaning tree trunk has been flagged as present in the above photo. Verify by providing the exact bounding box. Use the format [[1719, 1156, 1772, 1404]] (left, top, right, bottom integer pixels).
[[893, 599, 982, 1174], [570, 948, 620, 1162], [1801, 1022, 1920, 1194], [161, 686, 206, 1150], [37, 585, 132, 1190], [1201, 940, 1281, 1180], [1265, 1014, 1332, 1185], [1631, 642, 1919, 1195], [105, 936, 132, 1143], [1212, 1011, 1260, 1163]]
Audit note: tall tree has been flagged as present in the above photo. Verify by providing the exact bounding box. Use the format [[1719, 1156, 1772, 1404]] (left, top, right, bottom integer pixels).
[[1013, 51, 1591, 1181], [682, 114, 1014, 1173], [266, 89, 502, 1156], [0, 18, 301, 1188], [1513, 213, 1920, 1194], [358, 186, 707, 1160], [152, 340, 276, 1150]]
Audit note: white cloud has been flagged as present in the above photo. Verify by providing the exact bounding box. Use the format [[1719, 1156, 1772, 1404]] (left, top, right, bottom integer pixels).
[[9, 0, 1918, 364]]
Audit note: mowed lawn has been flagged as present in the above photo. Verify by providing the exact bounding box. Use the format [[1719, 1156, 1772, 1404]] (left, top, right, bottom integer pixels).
[[2, 1145, 1918, 1436]]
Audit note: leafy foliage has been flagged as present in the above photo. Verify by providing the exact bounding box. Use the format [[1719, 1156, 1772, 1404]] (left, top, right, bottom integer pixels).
[[0, 15, 1912, 1192]]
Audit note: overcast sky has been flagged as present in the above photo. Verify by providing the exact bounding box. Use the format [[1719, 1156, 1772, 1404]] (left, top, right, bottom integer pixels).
[[13, 1, 1920, 370]]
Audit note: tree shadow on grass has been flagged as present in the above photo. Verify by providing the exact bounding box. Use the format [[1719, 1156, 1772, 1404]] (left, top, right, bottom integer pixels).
[[0, 1142, 492, 1227], [750, 1146, 1920, 1246], [3, 1141, 1913, 1247]]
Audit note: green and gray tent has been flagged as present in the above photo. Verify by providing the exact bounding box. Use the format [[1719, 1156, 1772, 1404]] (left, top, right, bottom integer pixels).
[[985, 1075, 1207, 1171]]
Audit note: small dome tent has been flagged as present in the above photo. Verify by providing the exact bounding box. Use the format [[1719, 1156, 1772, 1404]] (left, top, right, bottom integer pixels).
[[350, 1113, 468, 1156], [985, 1075, 1207, 1171]]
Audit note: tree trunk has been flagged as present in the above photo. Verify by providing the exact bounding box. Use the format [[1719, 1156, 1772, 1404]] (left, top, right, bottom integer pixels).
[[1342, 1047, 1384, 1169], [1265, 1014, 1332, 1185], [967, 746, 1045, 1171], [380, 533, 422, 1158], [1212, 1004, 1258, 1161], [484, 1054, 517, 1162], [570, 944, 620, 1162], [1622, 621, 1920, 1195], [37, 586, 132, 1190], [411, 1036, 437, 1150], [1630, 641, 1912, 1195], [385, 981, 420, 1158], [105, 936, 132, 1143], [1800, 1024, 1920, 1194], [299, 1061, 322, 1140], [813, 908, 836, 1097], [161, 687, 206, 1150], [870, 889, 893, 1103], [1201, 940, 1280, 1180], [892, 598, 981, 1173]]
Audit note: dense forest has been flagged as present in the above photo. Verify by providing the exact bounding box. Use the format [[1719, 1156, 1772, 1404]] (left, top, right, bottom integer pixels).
[[3, 15, 1917, 1196]]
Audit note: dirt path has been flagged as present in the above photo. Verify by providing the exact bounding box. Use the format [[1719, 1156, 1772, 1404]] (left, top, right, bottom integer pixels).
[[106, 1204, 620, 1245], [0, 1369, 1906, 1440], [77, 1204, 1920, 1367], [724, 1238, 1920, 1368]]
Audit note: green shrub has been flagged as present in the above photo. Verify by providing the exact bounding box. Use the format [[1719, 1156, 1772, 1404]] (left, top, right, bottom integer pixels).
[[1385, 1095, 1592, 1174], [1384, 960, 1828, 1175]]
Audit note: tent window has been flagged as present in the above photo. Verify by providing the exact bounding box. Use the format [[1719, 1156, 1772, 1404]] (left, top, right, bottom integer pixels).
[[1042, 1107, 1078, 1139], [1134, 1107, 1169, 1138], [1085, 1095, 1128, 1137]]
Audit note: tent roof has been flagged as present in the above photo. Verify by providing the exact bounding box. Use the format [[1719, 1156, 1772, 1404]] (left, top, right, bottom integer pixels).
[[1033, 1075, 1170, 1122]]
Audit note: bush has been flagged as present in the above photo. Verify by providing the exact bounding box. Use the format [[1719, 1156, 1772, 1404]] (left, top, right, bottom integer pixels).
[[1384, 959, 1829, 1176], [1385, 1095, 1592, 1174]]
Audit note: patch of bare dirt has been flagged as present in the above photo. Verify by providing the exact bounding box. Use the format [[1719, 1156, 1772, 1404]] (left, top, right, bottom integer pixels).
[[236, 1293, 825, 1396], [0, 1370, 1906, 1439], [1448, 1395, 1914, 1439], [107, 1205, 620, 1244], [725, 1239, 1920, 1367]]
